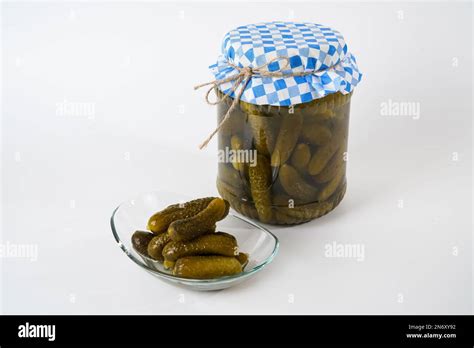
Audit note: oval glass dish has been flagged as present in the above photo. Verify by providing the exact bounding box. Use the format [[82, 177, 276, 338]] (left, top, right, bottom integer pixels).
[[110, 191, 279, 291]]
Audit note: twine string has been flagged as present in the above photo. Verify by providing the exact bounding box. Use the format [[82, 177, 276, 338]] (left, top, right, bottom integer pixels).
[[194, 56, 319, 149]]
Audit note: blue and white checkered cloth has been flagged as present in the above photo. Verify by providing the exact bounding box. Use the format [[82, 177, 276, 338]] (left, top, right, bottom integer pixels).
[[209, 21, 362, 106]]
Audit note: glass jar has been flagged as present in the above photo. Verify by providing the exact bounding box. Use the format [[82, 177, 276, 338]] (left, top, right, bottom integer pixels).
[[216, 90, 352, 225]]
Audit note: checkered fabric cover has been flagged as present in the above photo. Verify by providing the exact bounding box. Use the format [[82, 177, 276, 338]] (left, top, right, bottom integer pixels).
[[209, 21, 362, 106]]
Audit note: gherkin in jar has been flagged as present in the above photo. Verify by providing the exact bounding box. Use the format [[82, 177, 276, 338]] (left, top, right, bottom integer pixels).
[[216, 92, 351, 225]]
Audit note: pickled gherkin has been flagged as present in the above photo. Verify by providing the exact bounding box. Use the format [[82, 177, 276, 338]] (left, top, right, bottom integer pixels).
[[271, 112, 303, 168], [147, 197, 215, 234], [312, 147, 345, 184], [248, 114, 276, 156], [300, 122, 332, 146], [318, 164, 346, 201], [307, 123, 345, 176], [218, 164, 248, 197], [273, 210, 302, 225], [131, 231, 155, 257], [216, 92, 352, 225], [147, 232, 171, 262], [230, 135, 247, 173], [168, 198, 228, 242], [162, 232, 238, 262], [278, 164, 318, 203], [290, 143, 311, 172], [173, 256, 242, 279], [249, 154, 273, 223]]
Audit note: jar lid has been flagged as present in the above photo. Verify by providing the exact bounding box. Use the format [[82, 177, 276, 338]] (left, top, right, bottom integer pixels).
[[209, 21, 362, 106]]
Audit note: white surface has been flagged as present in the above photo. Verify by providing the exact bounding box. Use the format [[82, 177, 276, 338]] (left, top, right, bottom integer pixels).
[[1, 1, 472, 314]]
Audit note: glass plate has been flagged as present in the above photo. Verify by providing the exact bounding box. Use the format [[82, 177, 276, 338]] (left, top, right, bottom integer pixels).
[[110, 191, 279, 291]]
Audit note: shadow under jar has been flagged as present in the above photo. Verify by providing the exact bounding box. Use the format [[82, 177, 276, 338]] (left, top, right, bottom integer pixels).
[[217, 90, 352, 225]]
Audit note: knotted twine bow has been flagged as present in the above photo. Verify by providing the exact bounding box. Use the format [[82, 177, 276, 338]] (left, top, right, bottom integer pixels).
[[194, 56, 322, 149]]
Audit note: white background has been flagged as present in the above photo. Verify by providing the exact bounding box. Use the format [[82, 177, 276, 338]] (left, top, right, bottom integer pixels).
[[1, 1, 472, 314]]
